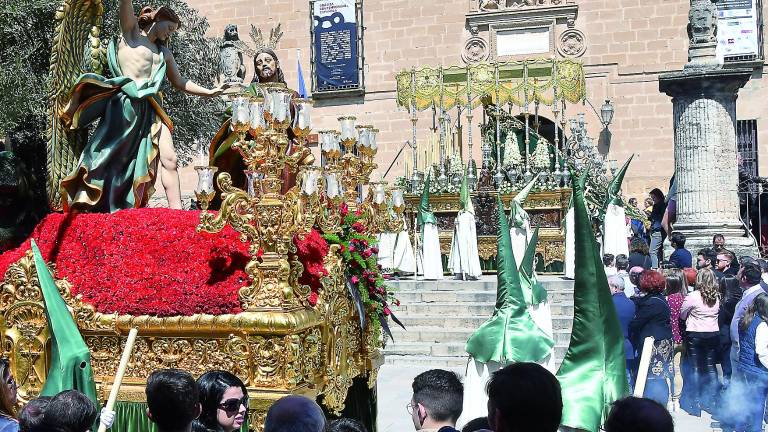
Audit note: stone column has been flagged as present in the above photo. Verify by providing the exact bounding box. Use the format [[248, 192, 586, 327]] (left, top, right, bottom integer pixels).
[[659, 71, 755, 256], [658, 0, 758, 257]]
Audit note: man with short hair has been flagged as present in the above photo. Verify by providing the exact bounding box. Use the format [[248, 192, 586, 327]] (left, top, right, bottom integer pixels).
[[146, 369, 201, 432], [696, 248, 723, 280], [667, 232, 692, 269], [264, 395, 326, 432], [39, 390, 97, 432], [713, 234, 739, 268], [729, 262, 767, 371], [409, 369, 463, 432], [486, 363, 562, 432], [717, 250, 738, 276], [713, 234, 726, 251]]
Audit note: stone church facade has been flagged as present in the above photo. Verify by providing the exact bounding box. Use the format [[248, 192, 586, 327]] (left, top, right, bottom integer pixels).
[[181, 0, 767, 199]]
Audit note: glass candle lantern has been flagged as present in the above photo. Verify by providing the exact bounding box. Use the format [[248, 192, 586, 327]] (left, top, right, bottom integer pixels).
[[268, 89, 292, 128], [391, 189, 404, 207], [338, 116, 357, 142], [301, 168, 320, 196], [373, 183, 386, 204], [195, 166, 216, 194], [356, 125, 371, 148], [369, 128, 379, 150], [325, 172, 340, 199], [248, 97, 266, 135], [293, 99, 312, 137]]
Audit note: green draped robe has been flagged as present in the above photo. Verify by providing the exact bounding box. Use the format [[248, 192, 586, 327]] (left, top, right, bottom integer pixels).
[[60, 40, 172, 213]]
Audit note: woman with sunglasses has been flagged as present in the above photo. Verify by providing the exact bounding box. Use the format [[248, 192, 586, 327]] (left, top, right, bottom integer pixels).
[[0, 359, 18, 431], [193, 371, 248, 432]]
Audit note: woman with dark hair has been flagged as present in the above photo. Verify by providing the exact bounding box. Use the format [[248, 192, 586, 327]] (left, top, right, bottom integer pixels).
[[679, 269, 721, 415], [648, 188, 667, 268], [664, 269, 686, 409], [628, 238, 652, 270], [0, 359, 18, 431], [629, 271, 674, 405], [193, 371, 248, 432]]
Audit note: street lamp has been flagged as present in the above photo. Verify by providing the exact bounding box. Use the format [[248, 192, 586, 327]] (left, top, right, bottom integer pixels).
[[600, 99, 615, 129]]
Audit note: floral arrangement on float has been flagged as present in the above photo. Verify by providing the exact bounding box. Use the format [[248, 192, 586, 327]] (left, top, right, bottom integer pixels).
[[0, 84, 403, 428]]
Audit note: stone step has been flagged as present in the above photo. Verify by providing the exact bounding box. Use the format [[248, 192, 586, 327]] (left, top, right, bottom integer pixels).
[[384, 354, 470, 367], [395, 290, 575, 305], [397, 315, 574, 331], [389, 326, 572, 345], [383, 341, 570, 360], [395, 302, 574, 316], [387, 277, 574, 293]]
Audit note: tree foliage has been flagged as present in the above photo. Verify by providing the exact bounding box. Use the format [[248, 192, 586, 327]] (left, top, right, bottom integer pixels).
[[0, 0, 224, 167]]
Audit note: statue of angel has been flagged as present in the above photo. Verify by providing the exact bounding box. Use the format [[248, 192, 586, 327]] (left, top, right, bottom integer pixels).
[[49, 0, 226, 212]]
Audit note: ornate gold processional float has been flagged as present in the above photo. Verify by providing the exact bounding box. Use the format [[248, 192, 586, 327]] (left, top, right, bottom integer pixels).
[[0, 80, 398, 430], [394, 59, 620, 272]]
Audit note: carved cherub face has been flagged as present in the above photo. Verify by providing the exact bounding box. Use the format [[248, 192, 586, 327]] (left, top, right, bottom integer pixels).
[[255, 52, 279, 80], [224, 24, 239, 41]]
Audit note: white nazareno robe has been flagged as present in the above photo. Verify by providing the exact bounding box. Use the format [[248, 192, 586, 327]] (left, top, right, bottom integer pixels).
[[448, 211, 483, 279], [418, 223, 444, 280]]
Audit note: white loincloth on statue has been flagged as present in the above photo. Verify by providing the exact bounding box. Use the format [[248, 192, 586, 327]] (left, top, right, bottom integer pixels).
[[448, 211, 483, 279], [376, 232, 396, 271], [602, 203, 629, 258], [418, 223, 443, 280], [392, 230, 417, 274], [510, 219, 532, 269], [564, 207, 575, 279]]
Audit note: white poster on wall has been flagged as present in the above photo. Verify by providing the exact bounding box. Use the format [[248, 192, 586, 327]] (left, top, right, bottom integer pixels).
[[716, 0, 760, 62]]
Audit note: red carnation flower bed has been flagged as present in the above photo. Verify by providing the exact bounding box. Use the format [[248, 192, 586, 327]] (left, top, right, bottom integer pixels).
[[0, 208, 253, 316]]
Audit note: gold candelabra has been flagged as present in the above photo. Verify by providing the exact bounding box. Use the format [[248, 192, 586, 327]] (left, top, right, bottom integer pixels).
[[195, 85, 317, 311], [195, 85, 382, 312]]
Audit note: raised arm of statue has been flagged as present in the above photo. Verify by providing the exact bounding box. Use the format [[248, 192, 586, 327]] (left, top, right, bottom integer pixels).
[[163, 47, 225, 97], [119, 0, 138, 39]]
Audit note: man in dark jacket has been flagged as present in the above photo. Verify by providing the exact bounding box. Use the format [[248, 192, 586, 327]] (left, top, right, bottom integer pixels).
[[609, 275, 637, 389], [667, 232, 692, 269], [409, 369, 463, 432]]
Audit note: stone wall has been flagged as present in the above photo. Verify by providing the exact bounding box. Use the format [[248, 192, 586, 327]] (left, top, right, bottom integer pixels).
[[170, 0, 768, 203]]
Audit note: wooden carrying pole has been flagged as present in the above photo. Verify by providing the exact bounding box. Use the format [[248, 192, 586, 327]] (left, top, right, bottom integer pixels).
[[97, 328, 139, 432], [633, 336, 655, 398]]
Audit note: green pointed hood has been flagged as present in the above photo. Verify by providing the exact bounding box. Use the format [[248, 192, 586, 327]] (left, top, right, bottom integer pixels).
[[604, 155, 633, 209], [465, 195, 554, 364], [520, 227, 548, 305], [556, 172, 629, 431], [509, 173, 539, 228], [417, 174, 437, 226], [459, 174, 474, 215], [32, 240, 99, 409]]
